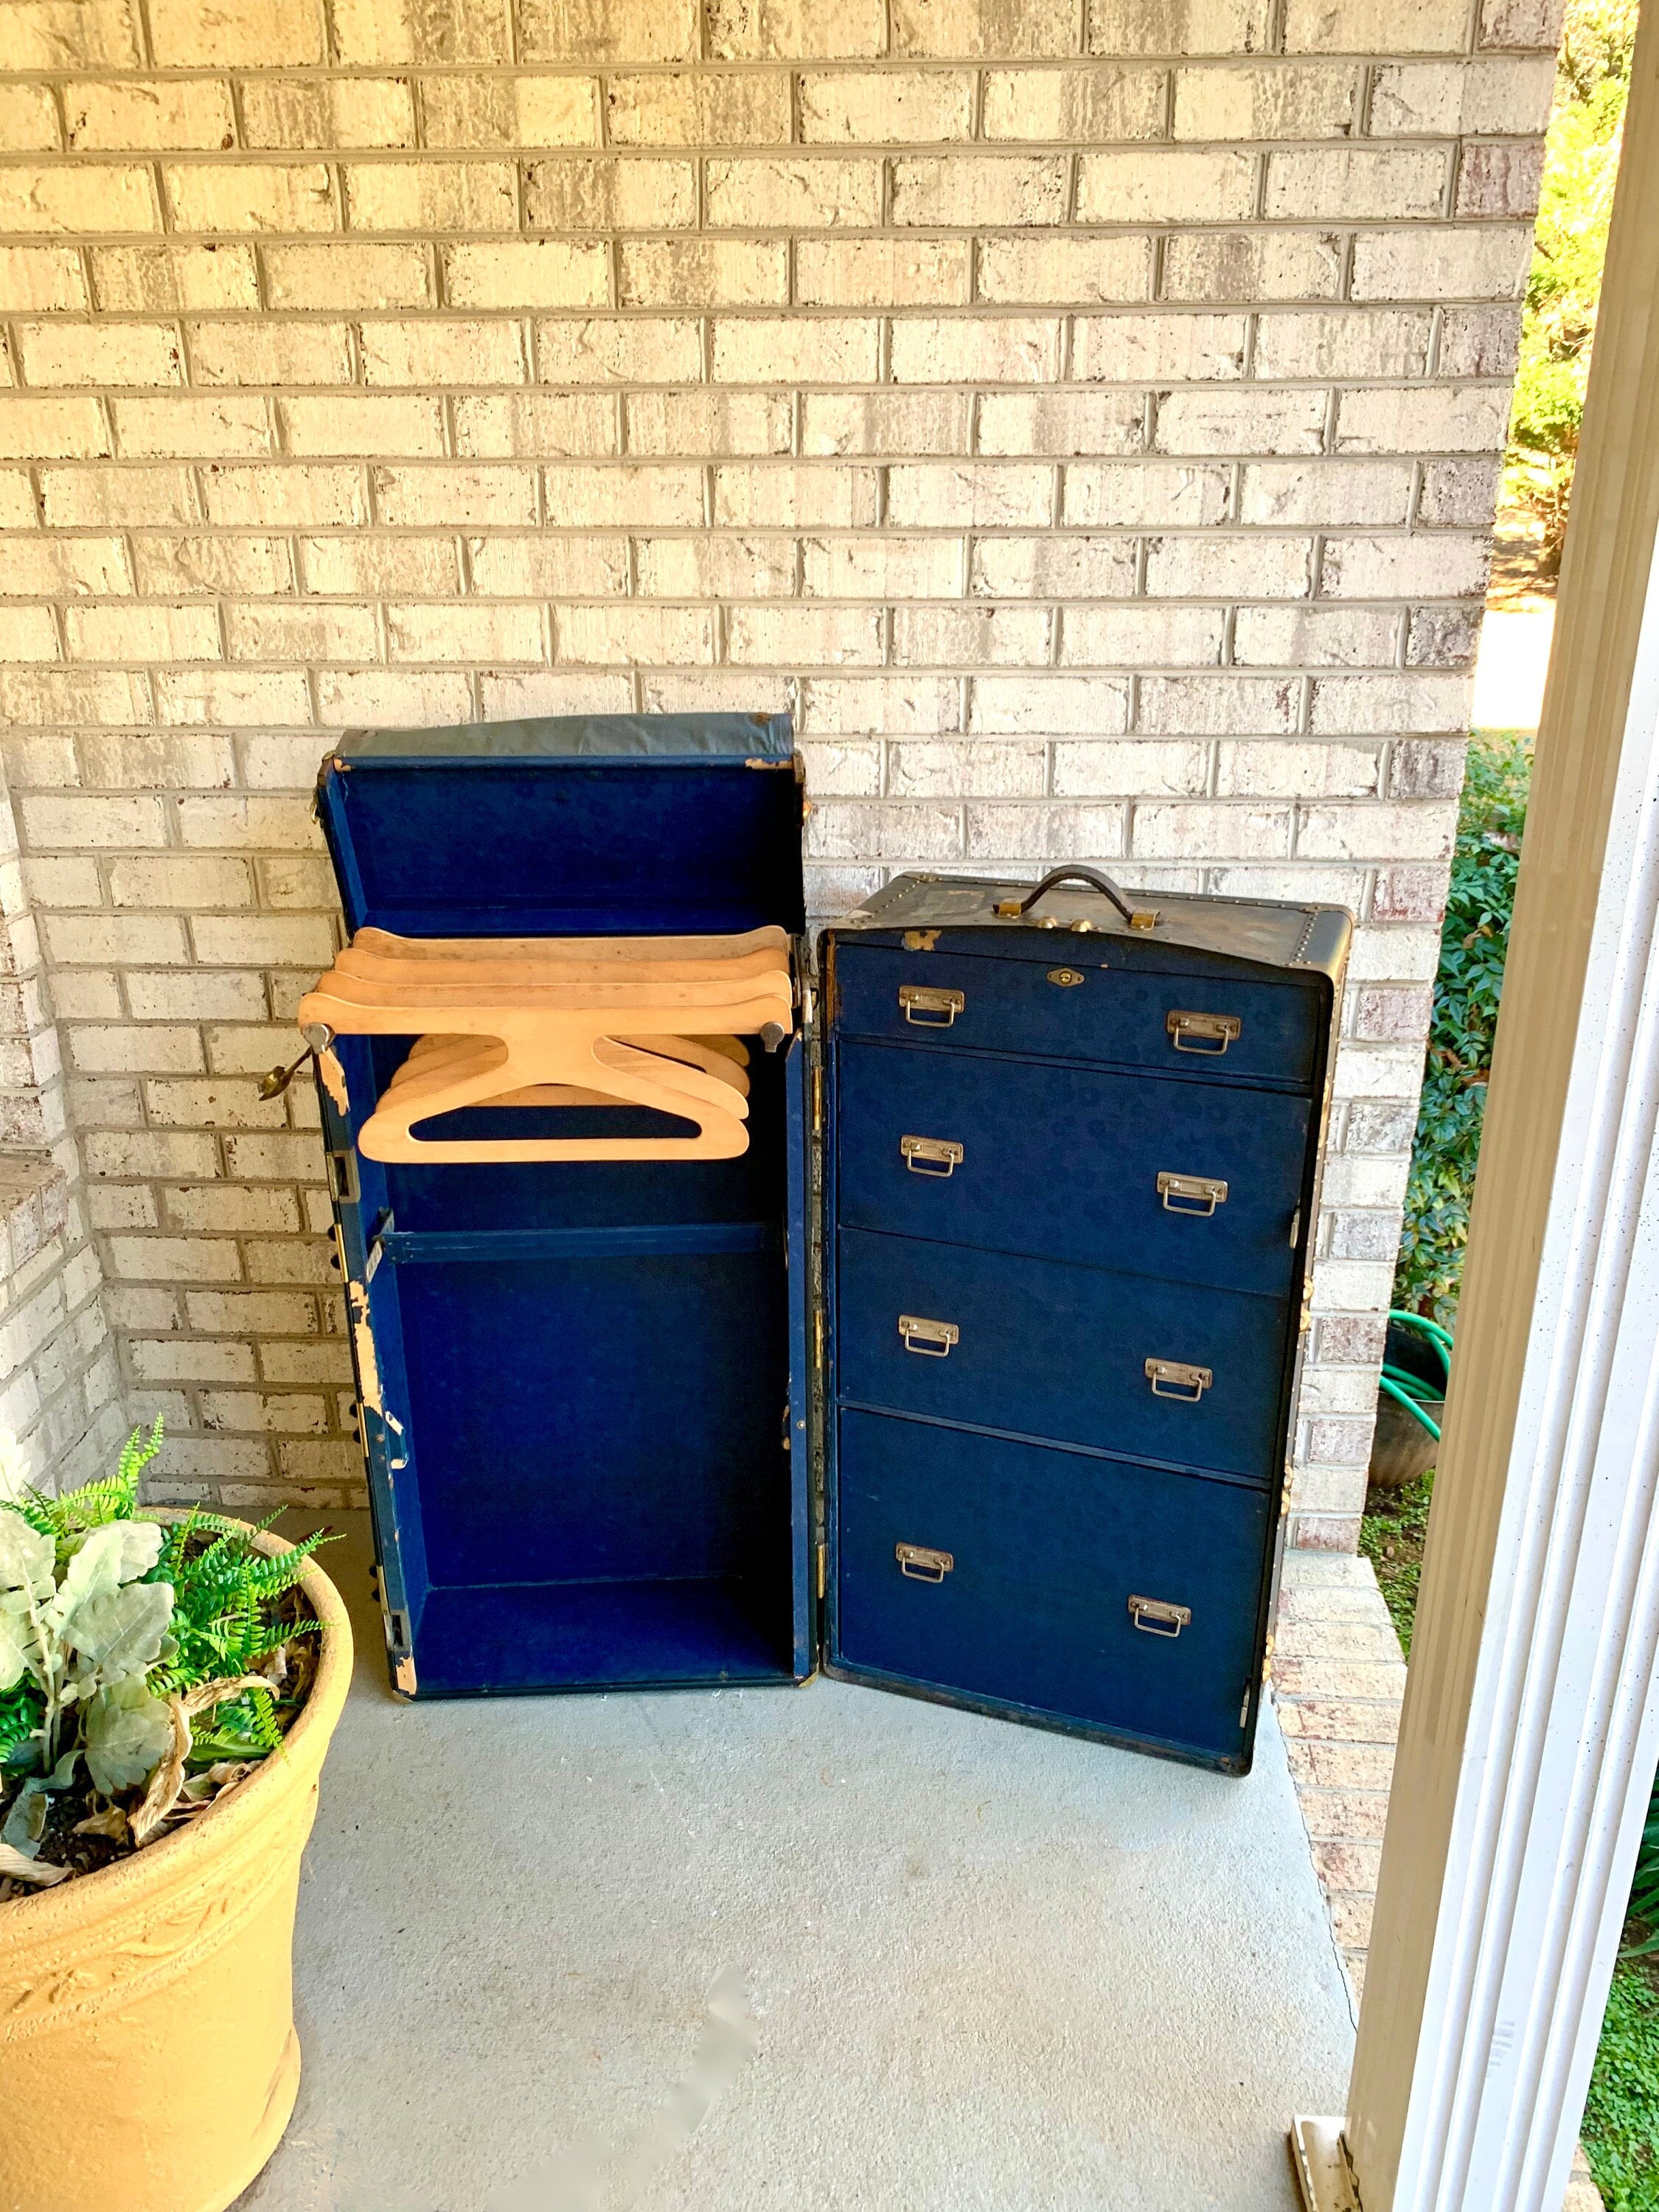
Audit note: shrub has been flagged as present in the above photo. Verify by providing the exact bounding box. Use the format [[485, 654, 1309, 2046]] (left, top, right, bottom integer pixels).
[[1394, 735, 1531, 1321]]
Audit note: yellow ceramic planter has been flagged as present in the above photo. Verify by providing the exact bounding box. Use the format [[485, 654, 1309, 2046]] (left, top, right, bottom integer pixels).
[[0, 1526, 353, 2212]]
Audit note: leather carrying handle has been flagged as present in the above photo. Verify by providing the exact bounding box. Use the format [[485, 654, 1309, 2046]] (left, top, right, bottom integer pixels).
[[994, 866, 1157, 932]]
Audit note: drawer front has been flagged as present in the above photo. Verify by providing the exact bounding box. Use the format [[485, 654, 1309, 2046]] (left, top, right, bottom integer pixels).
[[835, 1040, 1309, 1298], [832, 942, 1320, 1088], [836, 1228, 1287, 1481], [832, 1408, 1270, 1762]]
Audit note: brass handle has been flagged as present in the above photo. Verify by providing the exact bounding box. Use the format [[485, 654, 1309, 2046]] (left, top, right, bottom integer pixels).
[[899, 984, 965, 1028], [1166, 1009, 1242, 1055], [1157, 1172, 1229, 1217], [899, 1313, 959, 1357], [897, 1543, 953, 1582], [1128, 1594, 1192, 1638], [900, 1134, 964, 1178], [1145, 1357, 1211, 1402]]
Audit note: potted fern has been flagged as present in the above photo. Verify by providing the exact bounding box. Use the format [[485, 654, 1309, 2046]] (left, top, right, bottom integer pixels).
[[0, 1422, 353, 2212]]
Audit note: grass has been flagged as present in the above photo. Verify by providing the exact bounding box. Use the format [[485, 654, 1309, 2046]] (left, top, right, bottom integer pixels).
[[1582, 1959, 1659, 2212], [1358, 1470, 1436, 1659], [1360, 1466, 1659, 2206]]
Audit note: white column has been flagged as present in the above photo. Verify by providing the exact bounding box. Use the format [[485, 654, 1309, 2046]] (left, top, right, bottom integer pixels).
[[1305, 18, 1659, 2208]]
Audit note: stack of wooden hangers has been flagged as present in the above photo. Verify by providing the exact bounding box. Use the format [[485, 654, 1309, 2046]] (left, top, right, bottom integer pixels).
[[296, 925, 794, 1164]]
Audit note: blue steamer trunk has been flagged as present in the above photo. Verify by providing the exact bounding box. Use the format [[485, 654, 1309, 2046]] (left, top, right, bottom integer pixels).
[[313, 715, 1349, 1774]]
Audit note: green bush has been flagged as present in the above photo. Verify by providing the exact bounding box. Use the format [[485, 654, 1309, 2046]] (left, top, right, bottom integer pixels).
[[1394, 735, 1531, 1320]]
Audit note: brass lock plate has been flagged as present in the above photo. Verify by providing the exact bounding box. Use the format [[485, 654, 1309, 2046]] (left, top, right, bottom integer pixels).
[[1046, 967, 1085, 987], [1145, 1357, 1212, 1401], [897, 1543, 953, 1582]]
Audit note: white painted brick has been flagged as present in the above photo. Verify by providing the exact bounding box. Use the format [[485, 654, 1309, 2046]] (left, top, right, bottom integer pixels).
[[982, 66, 1167, 140], [523, 156, 697, 231], [892, 155, 1068, 227], [1298, 801, 1457, 861], [1060, 605, 1225, 666], [887, 463, 1053, 529], [1062, 460, 1231, 526], [796, 237, 972, 307], [455, 392, 619, 457], [801, 676, 962, 734], [802, 536, 966, 597], [1162, 229, 1344, 303], [1133, 801, 1293, 858], [557, 602, 715, 664], [1146, 535, 1314, 597], [970, 675, 1130, 734], [714, 466, 879, 527], [241, 75, 417, 150], [1053, 737, 1208, 795], [625, 390, 788, 456], [891, 316, 1061, 384], [971, 537, 1138, 599], [1234, 605, 1400, 667], [1174, 63, 1360, 139], [709, 0, 886, 58], [1085, 0, 1273, 56], [1074, 313, 1248, 383], [361, 319, 530, 386], [604, 72, 789, 145], [1077, 149, 1258, 225], [978, 389, 1147, 457], [1240, 460, 1413, 526], [805, 389, 973, 453], [443, 241, 609, 310], [728, 604, 883, 664], [706, 157, 882, 228], [799, 70, 975, 141], [1369, 56, 1556, 136], [886, 739, 1047, 797], [1283, 0, 1469, 50], [1321, 535, 1491, 599], [1254, 309, 1434, 381], [1214, 738, 1380, 796], [535, 317, 703, 385], [1310, 674, 1471, 734], [620, 240, 788, 307], [636, 536, 796, 597], [976, 235, 1153, 306], [712, 316, 880, 383], [1350, 226, 1534, 302], [892, 604, 1052, 666], [1265, 146, 1449, 220], [261, 242, 431, 311], [894, 0, 1077, 55], [1337, 384, 1513, 455], [540, 463, 704, 525], [1154, 387, 1327, 455], [0, 247, 88, 313]]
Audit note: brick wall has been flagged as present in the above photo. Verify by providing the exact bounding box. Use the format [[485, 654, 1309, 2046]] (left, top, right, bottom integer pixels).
[[0, 0, 1559, 1543]]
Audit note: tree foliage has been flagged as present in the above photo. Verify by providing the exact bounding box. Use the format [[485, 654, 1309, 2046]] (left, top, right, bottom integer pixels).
[[1503, 0, 1638, 568]]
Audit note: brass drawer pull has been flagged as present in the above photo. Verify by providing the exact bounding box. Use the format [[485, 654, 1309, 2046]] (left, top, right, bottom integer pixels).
[[1128, 1594, 1192, 1638], [1157, 1171, 1229, 1217], [897, 1543, 953, 1582], [1166, 1009, 1242, 1055], [899, 984, 965, 1028], [900, 1133, 964, 1178], [899, 1313, 959, 1357], [1145, 1357, 1212, 1402]]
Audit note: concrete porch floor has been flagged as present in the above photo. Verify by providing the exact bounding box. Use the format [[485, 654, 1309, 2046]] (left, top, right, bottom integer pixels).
[[238, 1515, 1354, 2212]]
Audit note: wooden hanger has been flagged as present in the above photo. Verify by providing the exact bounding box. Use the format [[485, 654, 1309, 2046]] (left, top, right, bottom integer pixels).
[[296, 928, 793, 1164]]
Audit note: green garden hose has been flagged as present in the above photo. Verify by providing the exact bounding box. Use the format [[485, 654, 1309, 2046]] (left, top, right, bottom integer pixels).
[[1381, 1310, 1453, 1442]]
